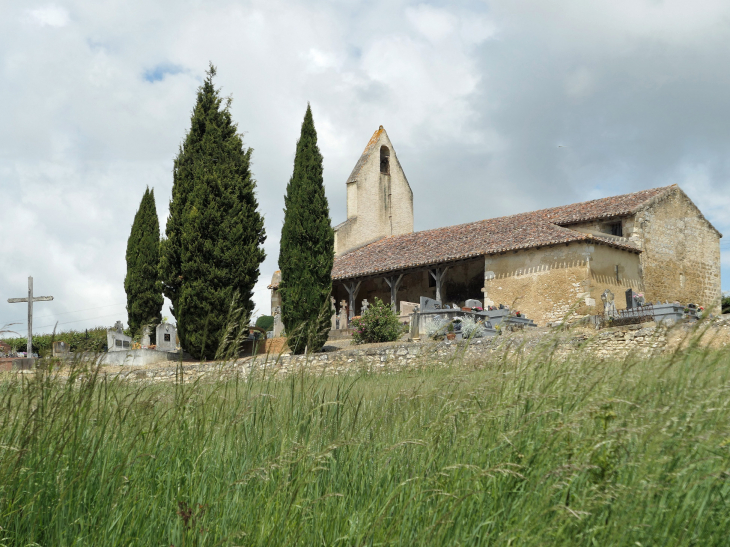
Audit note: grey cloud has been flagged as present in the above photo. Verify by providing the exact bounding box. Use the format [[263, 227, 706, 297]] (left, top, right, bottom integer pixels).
[[0, 0, 727, 336]]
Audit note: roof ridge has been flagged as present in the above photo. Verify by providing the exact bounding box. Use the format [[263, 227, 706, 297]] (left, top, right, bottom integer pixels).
[[346, 126, 385, 183]]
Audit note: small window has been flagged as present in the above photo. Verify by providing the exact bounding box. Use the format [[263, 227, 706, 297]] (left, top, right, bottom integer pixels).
[[164, 334, 171, 342], [609, 222, 623, 237], [380, 146, 390, 174]]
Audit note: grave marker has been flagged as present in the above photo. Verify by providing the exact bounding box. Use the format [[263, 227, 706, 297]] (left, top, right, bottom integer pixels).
[[7, 276, 53, 357]]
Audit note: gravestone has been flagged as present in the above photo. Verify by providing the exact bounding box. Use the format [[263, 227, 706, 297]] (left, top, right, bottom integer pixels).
[[602, 289, 617, 318], [155, 322, 177, 352], [52, 340, 69, 357], [330, 297, 337, 330], [465, 299, 482, 309], [141, 325, 152, 347], [273, 306, 284, 337], [338, 300, 348, 329], [419, 296, 442, 311], [107, 321, 132, 352], [625, 288, 634, 309]]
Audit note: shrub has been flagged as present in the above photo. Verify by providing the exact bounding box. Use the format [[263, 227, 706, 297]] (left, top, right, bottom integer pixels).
[[351, 298, 403, 344], [722, 295, 730, 314], [425, 317, 451, 339], [459, 315, 487, 338]]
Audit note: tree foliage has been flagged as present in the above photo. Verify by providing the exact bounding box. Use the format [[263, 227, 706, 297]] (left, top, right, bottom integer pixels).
[[722, 295, 730, 314], [278, 105, 334, 354], [124, 187, 163, 336], [255, 315, 274, 332], [160, 64, 266, 359], [351, 298, 404, 345]]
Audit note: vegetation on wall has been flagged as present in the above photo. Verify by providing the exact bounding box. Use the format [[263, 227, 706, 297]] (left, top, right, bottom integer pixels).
[[160, 64, 266, 359], [351, 297, 403, 344], [278, 105, 334, 354], [124, 187, 163, 337]]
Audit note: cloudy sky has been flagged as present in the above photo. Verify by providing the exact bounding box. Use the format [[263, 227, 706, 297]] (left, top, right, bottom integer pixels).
[[1, 0, 729, 336]]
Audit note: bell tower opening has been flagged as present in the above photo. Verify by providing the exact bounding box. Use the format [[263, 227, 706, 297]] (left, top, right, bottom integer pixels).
[[380, 146, 390, 175]]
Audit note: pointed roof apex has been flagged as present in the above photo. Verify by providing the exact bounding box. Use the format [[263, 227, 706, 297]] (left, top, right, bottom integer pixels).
[[347, 126, 389, 183]]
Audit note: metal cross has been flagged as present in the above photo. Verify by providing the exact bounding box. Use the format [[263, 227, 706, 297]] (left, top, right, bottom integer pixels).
[[7, 276, 54, 357]]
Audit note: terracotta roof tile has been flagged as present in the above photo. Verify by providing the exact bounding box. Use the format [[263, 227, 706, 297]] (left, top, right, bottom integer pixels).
[[332, 186, 672, 280]]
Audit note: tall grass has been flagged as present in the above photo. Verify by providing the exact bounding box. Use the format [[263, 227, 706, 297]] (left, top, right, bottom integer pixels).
[[1, 340, 729, 545]]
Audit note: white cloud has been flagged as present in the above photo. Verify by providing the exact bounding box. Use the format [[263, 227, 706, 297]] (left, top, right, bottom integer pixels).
[[27, 5, 70, 28]]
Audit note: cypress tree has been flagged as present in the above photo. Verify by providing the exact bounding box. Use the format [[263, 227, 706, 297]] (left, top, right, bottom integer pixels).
[[160, 64, 266, 359], [278, 105, 334, 354], [124, 187, 163, 336]]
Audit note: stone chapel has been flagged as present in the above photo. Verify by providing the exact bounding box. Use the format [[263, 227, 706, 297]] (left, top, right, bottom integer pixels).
[[271, 126, 722, 327]]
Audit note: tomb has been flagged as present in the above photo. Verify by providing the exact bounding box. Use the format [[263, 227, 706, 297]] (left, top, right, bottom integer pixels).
[[155, 322, 178, 352], [107, 321, 132, 352]]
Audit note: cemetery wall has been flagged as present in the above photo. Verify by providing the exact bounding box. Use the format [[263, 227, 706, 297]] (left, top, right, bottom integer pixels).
[[635, 187, 721, 310], [96, 320, 730, 383]]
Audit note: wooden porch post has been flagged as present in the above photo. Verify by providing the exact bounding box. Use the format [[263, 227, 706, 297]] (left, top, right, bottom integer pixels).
[[429, 266, 450, 303], [344, 280, 362, 321], [384, 274, 404, 312]]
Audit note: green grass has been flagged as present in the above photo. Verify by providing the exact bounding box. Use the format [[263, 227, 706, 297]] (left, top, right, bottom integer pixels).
[[1, 341, 729, 546]]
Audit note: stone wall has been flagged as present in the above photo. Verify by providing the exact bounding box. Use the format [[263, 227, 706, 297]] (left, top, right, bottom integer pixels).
[[634, 187, 722, 310], [482, 243, 641, 326]]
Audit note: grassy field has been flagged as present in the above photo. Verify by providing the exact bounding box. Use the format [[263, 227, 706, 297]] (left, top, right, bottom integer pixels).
[[1, 342, 729, 546]]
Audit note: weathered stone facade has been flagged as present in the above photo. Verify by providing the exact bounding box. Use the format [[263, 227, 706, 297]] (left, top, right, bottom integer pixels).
[[633, 187, 721, 311], [334, 127, 414, 256]]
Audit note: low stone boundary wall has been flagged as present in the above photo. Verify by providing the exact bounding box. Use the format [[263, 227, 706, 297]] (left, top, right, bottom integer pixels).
[[4, 319, 728, 383]]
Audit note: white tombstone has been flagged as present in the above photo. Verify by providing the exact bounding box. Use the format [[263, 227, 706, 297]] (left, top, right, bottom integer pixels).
[[141, 325, 152, 347], [601, 289, 617, 318], [330, 297, 337, 330], [273, 306, 284, 337], [155, 322, 178, 352], [465, 299, 482, 309], [107, 321, 132, 352], [338, 300, 348, 329]]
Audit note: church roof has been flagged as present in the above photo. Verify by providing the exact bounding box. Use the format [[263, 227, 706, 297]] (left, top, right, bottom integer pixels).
[[332, 185, 674, 280]]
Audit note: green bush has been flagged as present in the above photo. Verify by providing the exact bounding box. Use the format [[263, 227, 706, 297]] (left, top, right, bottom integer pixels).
[[722, 295, 730, 314], [351, 297, 403, 344], [255, 315, 274, 332]]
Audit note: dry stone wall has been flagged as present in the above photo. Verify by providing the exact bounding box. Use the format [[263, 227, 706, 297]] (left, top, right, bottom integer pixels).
[[67, 319, 730, 384]]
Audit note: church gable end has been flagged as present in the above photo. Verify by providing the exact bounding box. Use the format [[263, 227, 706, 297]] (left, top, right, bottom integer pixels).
[[334, 126, 414, 256]]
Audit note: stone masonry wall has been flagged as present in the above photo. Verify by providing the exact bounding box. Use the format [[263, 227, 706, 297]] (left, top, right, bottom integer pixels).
[[483, 244, 595, 326], [634, 187, 721, 310], [334, 128, 413, 255], [80, 319, 730, 384]]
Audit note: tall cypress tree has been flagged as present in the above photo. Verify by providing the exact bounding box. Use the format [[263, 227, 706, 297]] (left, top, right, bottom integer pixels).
[[160, 64, 266, 359], [279, 105, 334, 354], [124, 187, 163, 336]]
